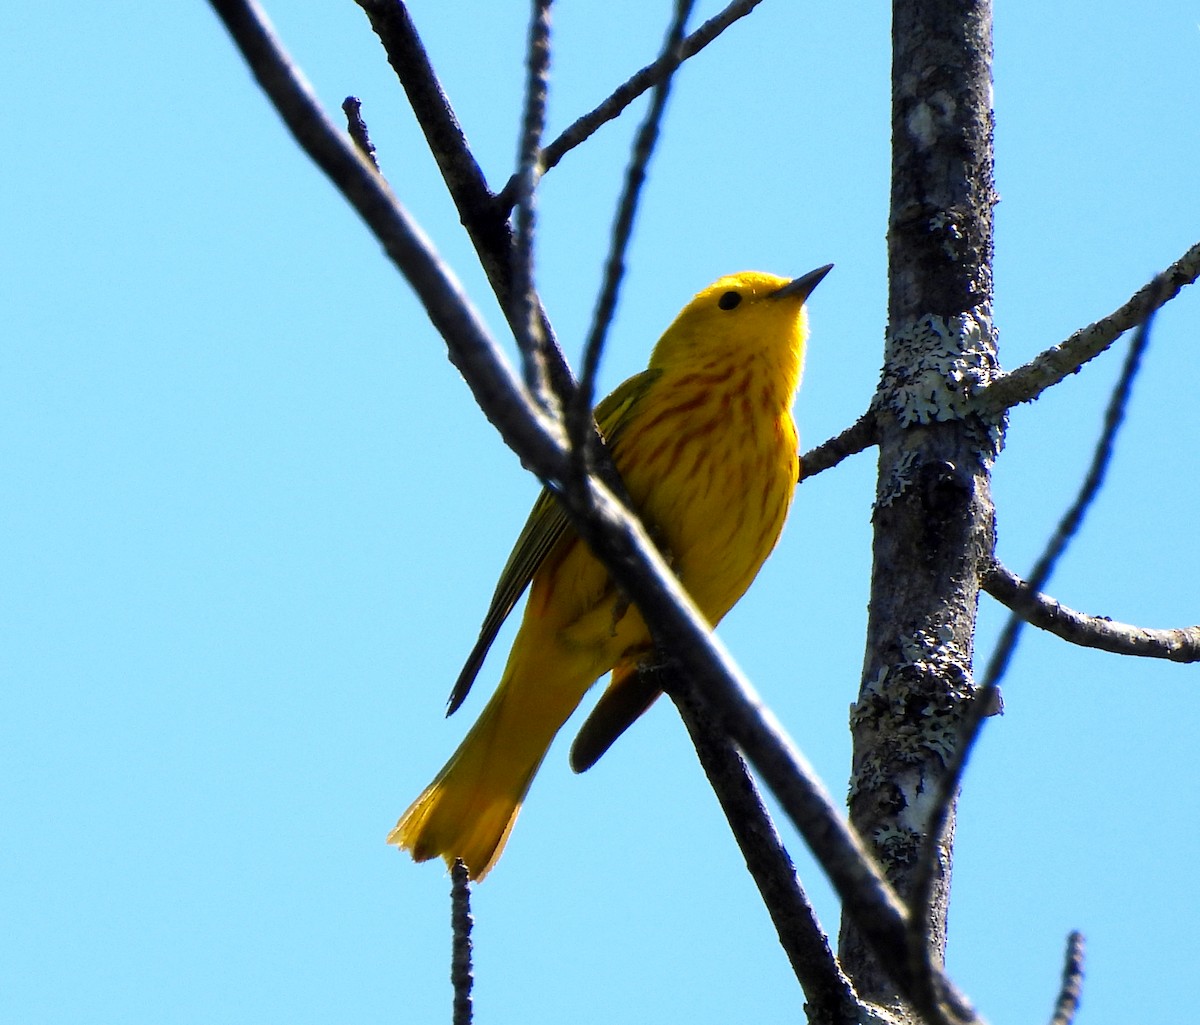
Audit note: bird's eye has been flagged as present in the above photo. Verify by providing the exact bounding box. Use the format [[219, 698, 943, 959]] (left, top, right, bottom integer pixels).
[[718, 290, 742, 311]]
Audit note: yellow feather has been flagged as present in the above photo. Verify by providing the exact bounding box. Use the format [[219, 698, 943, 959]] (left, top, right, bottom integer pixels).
[[389, 266, 830, 879]]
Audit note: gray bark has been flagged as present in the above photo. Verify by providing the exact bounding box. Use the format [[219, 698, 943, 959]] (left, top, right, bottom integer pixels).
[[838, 0, 1002, 1010]]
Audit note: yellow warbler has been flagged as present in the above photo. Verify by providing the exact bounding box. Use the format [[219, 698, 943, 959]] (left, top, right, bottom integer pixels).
[[390, 266, 831, 880]]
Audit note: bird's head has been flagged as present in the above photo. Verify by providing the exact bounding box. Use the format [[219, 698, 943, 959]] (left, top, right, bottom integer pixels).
[[648, 265, 832, 374]]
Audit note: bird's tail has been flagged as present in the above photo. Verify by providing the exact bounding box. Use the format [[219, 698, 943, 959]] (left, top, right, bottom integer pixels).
[[387, 687, 547, 881]]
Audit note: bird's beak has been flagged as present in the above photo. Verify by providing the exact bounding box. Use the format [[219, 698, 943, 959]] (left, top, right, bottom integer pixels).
[[769, 263, 833, 302]]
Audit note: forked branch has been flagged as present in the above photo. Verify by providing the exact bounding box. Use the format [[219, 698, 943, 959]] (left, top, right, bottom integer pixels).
[[208, 0, 566, 475], [909, 280, 1162, 1015], [353, 0, 577, 400], [496, 0, 768, 208]]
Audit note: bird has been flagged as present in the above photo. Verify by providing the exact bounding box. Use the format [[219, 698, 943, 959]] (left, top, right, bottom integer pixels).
[[389, 265, 831, 880]]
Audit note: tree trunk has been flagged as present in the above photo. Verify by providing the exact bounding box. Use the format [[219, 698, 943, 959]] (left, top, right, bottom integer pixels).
[[838, 0, 1001, 1010]]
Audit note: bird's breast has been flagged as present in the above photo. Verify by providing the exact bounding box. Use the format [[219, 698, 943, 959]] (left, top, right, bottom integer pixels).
[[614, 363, 799, 621]]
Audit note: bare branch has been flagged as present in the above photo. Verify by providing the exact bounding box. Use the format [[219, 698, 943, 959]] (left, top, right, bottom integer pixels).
[[1047, 932, 1085, 1025], [975, 241, 1200, 414], [354, 0, 653, 513], [984, 562, 1200, 663], [858, 2, 999, 1015], [354, 0, 578, 401], [571, 0, 694, 447], [979, 295, 1158, 692], [545, 480, 921, 998], [353, 1, 495, 240], [510, 0, 555, 407], [495, 0, 766, 208], [341, 96, 379, 170], [208, 0, 566, 473], [450, 860, 474, 1025], [798, 410, 878, 482], [666, 669, 864, 1024], [910, 289, 1161, 992]]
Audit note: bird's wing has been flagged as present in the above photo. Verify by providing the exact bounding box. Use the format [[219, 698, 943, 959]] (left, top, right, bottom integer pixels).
[[444, 369, 662, 715]]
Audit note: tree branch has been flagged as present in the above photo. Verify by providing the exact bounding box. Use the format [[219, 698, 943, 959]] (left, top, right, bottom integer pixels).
[[353, 0, 577, 401], [495, 0, 766, 208], [451, 860, 474, 1025], [354, 0, 651, 513], [975, 241, 1200, 414], [984, 562, 1200, 662], [851, 1, 1000, 1020], [976, 296, 1158, 692], [910, 272, 1161, 1018], [571, 0, 694, 448], [554, 485, 923, 999], [210, 2, 946, 1008], [341, 96, 379, 169], [665, 670, 864, 1024], [208, 0, 566, 473], [798, 410, 878, 482], [1047, 931, 1085, 1025], [510, 0, 555, 407]]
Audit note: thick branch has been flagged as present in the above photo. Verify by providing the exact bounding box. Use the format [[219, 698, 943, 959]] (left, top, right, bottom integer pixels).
[[851, 0, 1000, 1021], [495, 0, 766, 207], [983, 563, 1200, 663], [975, 240, 1200, 414]]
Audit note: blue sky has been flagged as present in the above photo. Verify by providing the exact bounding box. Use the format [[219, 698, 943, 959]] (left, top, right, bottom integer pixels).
[[4, 2, 1198, 1023]]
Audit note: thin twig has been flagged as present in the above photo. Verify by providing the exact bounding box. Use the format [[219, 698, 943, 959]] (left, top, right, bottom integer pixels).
[[570, 0, 694, 450], [496, 0, 766, 208], [208, 0, 565, 474], [666, 670, 863, 1023], [975, 243, 1200, 414], [450, 860, 474, 1025], [983, 562, 1200, 663], [356, 3, 634, 504], [910, 281, 1164, 973], [354, 0, 577, 402], [341, 96, 379, 170], [798, 410, 879, 482], [979, 289, 1160, 691], [1047, 931, 1085, 1025], [511, 0, 555, 408]]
